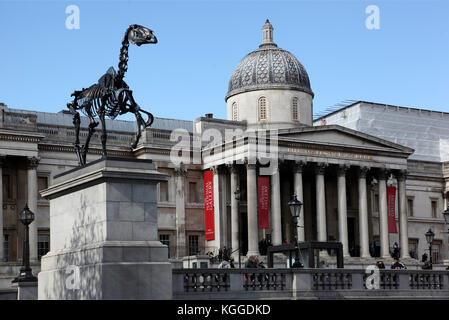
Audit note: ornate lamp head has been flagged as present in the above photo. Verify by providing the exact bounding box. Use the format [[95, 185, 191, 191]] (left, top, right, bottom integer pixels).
[[425, 228, 435, 246], [288, 195, 302, 220], [19, 204, 35, 226], [128, 25, 157, 46]]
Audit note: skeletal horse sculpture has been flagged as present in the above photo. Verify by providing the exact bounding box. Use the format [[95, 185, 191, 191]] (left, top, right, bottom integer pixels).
[[67, 24, 157, 166]]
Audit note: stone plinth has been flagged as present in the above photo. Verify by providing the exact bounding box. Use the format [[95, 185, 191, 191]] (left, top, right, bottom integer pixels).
[[12, 281, 38, 300], [38, 157, 171, 300]]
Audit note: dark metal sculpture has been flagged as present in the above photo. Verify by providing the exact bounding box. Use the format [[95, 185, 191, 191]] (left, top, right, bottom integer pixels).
[[67, 24, 157, 166]]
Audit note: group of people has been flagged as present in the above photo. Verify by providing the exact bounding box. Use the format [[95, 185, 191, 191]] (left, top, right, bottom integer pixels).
[[245, 255, 265, 269], [375, 257, 406, 270]]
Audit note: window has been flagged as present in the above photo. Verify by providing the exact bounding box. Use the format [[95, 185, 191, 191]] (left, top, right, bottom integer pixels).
[[258, 97, 267, 121], [3, 235, 9, 262], [38, 234, 50, 260], [431, 242, 441, 263], [159, 181, 169, 202], [407, 198, 414, 217], [160, 234, 171, 258], [408, 239, 418, 259], [189, 182, 198, 203], [188, 235, 199, 256], [431, 199, 438, 218], [292, 97, 299, 121], [232, 102, 238, 121], [38, 176, 48, 200]]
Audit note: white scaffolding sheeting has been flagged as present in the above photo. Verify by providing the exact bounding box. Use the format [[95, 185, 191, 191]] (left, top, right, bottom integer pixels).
[[315, 102, 449, 162]]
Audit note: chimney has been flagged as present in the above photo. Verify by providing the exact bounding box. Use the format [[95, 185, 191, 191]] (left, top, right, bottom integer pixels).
[[205, 113, 213, 119]]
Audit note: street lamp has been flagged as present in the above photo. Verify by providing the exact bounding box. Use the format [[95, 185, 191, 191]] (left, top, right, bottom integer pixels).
[[288, 195, 303, 268], [425, 228, 435, 268], [234, 187, 242, 268], [12, 204, 37, 283]]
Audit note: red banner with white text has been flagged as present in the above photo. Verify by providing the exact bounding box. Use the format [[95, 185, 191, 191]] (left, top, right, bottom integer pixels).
[[258, 176, 270, 229], [387, 186, 398, 234], [203, 170, 215, 240]]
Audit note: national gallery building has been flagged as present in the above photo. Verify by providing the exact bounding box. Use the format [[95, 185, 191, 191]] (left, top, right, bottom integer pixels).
[[0, 20, 448, 274]]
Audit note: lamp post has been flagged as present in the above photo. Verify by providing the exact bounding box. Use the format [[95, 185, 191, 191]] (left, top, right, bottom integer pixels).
[[425, 228, 435, 269], [12, 204, 37, 283], [234, 187, 242, 268], [288, 195, 302, 268]]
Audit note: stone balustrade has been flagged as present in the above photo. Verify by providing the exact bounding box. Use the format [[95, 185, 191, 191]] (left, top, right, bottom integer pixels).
[[173, 268, 449, 300]]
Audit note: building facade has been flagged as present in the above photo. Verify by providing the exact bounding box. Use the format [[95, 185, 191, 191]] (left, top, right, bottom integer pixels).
[[0, 21, 448, 271]]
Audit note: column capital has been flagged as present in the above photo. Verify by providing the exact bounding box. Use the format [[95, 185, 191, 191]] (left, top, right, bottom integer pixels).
[[26, 156, 40, 170], [246, 163, 257, 171], [357, 166, 370, 179], [377, 168, 389, 181], [314, 162, 328, 175], [174, 165, 187, 177], [337, 164, 350, 177], [395, 169, 407, 181], [293, 160, 306, 173], [211, 165, 226, 175], [226, 163, 240, 174]]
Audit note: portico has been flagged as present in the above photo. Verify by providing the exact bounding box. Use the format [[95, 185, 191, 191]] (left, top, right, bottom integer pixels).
[[201, 124, 414, 262]]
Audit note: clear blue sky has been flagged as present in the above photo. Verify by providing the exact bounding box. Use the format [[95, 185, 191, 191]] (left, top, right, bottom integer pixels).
[[0, 0, 448, 121]]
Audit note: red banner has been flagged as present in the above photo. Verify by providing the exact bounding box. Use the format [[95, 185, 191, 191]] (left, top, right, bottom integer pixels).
[[258, 176, 270, 229], [387, 186, 398, 234], [203, 170, 215, 240]]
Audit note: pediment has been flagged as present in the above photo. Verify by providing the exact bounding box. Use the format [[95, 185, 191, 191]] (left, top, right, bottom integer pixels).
[[277, 125, 414, 154]]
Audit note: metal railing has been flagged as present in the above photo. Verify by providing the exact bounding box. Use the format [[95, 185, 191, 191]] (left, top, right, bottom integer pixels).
[[173, 268, 449, 300]]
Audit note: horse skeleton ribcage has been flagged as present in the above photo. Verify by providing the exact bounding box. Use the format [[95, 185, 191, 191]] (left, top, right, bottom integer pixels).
[[75, 84, 122, 120]]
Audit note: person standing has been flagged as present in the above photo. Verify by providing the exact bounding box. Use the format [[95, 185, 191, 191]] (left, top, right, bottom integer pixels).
[[391, 257, 406, 270]]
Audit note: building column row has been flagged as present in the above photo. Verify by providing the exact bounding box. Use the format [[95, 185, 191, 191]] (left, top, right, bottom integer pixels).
[[226, 162, 409, 260]]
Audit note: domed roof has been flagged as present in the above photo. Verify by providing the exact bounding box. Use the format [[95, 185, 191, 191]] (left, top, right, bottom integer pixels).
[[226, 20, 313, 100]]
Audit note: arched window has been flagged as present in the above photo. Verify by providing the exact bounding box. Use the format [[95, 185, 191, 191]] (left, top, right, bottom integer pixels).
[[232, 102, 238, 121], [258, 97, 267, 121], [292, 97, 299, 121]]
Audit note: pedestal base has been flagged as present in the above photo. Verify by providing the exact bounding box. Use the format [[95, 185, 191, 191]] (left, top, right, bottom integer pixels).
[[38, 241, 171, 300], [38, 158, 170, 300], [12, 281, 38, 300]]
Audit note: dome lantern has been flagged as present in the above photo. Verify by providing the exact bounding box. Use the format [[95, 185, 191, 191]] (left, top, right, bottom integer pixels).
[[261, 19, 276, 47]]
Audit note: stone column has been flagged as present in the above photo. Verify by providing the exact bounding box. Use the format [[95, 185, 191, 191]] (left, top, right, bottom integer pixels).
[[246, 163, 259, 256], [229, 165, 240, 259], [27, 157, 39, 262], [443, 191, 448, 212], [0, 156, 4, 262], [397, 170, 410, 259], [378, 168, 390, 258], [212, 166, 222, 253], [315, 163, 327, 242], [337, 164, 350, 257], [293, 161, 305, 242], [174, 166, 186, 258], [270, 165, 282, 246], [358, 166, 370, 258]]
